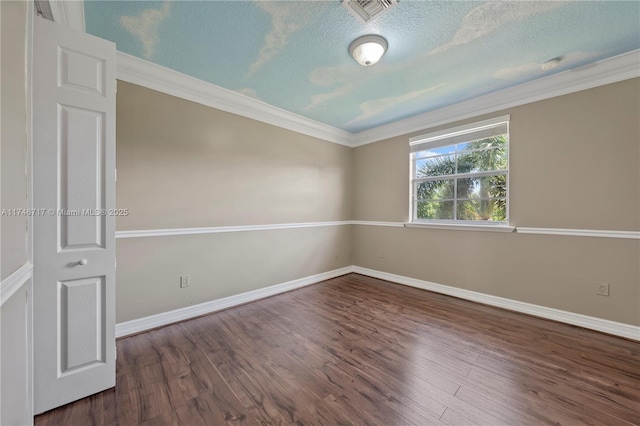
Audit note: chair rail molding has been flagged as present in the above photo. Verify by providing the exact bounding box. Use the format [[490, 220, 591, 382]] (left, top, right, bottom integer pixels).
[[516, 227, 640, 239], [0, 263, 33, 306], [116, 221, 353, 239], [115, 221, 640, 239], [353, 221, 640, 239]]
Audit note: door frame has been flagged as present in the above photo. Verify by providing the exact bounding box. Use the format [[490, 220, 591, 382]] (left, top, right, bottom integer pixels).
[[26, 0, 35, 422]]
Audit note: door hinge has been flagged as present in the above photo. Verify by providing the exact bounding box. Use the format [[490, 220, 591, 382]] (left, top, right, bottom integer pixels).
[[115, 80, 117, 94], [115, 168, 117, 182]]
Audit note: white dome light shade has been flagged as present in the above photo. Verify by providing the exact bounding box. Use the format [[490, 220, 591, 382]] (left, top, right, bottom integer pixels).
[[349, 35, 388, 66]]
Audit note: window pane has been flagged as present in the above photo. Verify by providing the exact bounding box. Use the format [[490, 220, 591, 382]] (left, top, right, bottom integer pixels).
[[416, 179, 454, 200], [416, 154, 455, 177], [417, 201, 454, 220], [457, 147, 507, 173], [410, 122, 509, 224], [457, 136, 507, 153], [456, 175, 506, 199], [456, 199, 507, 222], [414, 145, 456, 159]]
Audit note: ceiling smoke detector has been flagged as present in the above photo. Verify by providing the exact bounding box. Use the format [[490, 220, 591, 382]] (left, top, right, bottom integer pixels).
[[342, 0, 399, 24], [542, 57, 563, 71]]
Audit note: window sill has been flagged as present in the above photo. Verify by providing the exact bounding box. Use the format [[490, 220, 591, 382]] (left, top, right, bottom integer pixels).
[[404, 222, 516, 233]]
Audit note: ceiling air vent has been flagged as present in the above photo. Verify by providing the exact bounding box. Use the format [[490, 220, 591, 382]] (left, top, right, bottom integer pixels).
[[342, 0, 398, 24]]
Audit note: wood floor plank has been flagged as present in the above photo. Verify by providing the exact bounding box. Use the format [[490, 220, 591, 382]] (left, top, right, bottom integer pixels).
[[188, 319, 309, 424], [36, 273, 640, 425]]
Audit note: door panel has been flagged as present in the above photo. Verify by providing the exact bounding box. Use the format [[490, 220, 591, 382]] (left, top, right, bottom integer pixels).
[[58, 48, 106, 95], [58, 105, 105, 249], [58, 276, 106, 374], [33, 17, 115, 414]]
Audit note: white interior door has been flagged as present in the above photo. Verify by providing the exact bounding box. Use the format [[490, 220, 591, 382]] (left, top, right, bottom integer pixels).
[[32, 16, 116, 414]]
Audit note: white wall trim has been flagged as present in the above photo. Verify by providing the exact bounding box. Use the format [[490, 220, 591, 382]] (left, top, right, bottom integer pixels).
[[405, 222, 515, 233], [353, 221, 639, 239], [115, 265, 639, 340], [114, 49, 638, 148], [351, 220, 405, 227], [352, 266, 640, 341], [115, 221, 352, 239], [25, 3, 35, 424], [115, 221, 640, 239], [115, 52, 353, 147], [351, 49, 640, 147], [516, 227, 640, 239], [0, 263, 33, 307], [49, 0, 85, 32], [115, 266, 354, 337]]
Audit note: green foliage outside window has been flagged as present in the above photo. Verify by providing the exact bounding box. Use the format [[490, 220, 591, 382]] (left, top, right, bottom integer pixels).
[[416, 136, 507, 222]]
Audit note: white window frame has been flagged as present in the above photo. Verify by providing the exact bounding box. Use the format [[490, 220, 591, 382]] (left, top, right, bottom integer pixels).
[[408, 115, 514, 232]]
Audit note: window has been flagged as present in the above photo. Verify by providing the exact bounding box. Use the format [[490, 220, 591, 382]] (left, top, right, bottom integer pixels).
[[410, 116, 509, 225]]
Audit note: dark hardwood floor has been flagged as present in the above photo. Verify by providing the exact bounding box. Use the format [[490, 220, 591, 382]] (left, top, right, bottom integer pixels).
[[36, 273, 640, 425]]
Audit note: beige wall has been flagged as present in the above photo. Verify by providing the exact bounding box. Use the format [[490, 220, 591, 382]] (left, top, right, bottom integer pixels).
[[1, 0, 28, 280], [117, 79, 639, 326], [1, 283, 30, 426], [116, 82, 352, 230], [117, 227, 351, 322], [353, 78, 640, 325], [1, 2, 31, 425], [116, 82, 353, 322]]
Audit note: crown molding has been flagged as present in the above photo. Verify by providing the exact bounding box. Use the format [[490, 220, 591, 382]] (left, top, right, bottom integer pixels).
[[47, 4, 638, 148], [49, 0, 85, 32], [116, 47, 638, 149], [53, 2, 637, 147], [116, 52, 354, 146], [351, 49, 640, 147]]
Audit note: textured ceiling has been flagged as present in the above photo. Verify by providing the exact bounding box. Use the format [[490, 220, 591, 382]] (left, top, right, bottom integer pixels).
[[85, 1, 640, 133]]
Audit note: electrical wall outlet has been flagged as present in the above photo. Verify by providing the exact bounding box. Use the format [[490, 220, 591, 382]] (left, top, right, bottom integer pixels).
[[180, 275, 190, 288], [596, 282, 610, 296]]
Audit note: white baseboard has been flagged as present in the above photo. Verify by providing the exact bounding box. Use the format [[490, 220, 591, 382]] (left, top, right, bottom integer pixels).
[[115, 264, 639, 341], [352, 266, 640, 341], [1, 263, 33, 307], [115, 266, 354, 337]]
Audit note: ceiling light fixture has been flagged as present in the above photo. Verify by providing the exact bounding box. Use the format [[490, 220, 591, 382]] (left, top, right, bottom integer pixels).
[[349, 35, 388, 66]]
